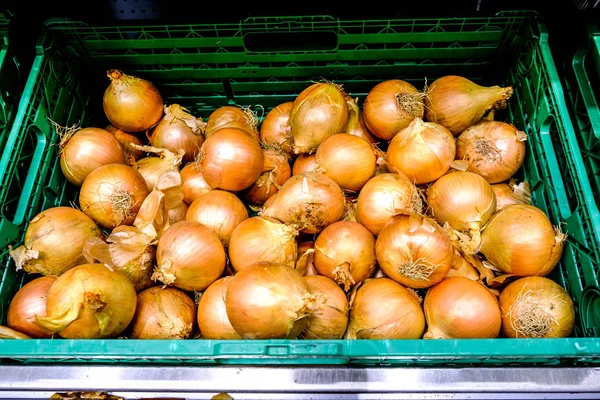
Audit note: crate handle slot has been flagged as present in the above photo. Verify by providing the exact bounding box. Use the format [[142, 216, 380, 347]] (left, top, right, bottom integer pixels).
[[572, 47, 600, 140]]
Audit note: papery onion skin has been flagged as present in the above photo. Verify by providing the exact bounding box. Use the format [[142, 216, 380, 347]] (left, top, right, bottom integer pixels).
[[7, 276, 57, 338], [260, 102, 294, 155], [300, 275, 349, 339], [424, 276, 501, 339], [499, 276, 574, 338], [129, 286, 196, 339], [376, 214, 454, 289], [197, 276, 241, 339], [105, 124, 146, 162], [479, 204, 566, 277], [492, 181, 531, 211], [180, 162, 212, 205], [246, 148, 292, 205], [292, 154, 317, 175], [8, 207, 102, 276], [103, 69, 164, 132], [296, 241, 317, 276], [186, 189, 249, 247], [345, 278, 425, 339], [205, 106, 259, 140], [447, 249, 480, 281], [134, 149, 184, 192], [0, 326, 30, 339]]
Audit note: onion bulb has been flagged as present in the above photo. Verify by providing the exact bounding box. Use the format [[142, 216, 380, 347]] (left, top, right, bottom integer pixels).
[[105, 124, 146, 162], [387, 117, 456, 185], [345, 98, 378, 144], [103, 69, 164, 132], [180, 162, 211, 205], [200, 127, 264, 192], [300, 275, 349, 339], [292, 154, 317, 175], [261, 172, 345, 234], [345, 278, 425, 339], [296, 241, 317, 276], [499, 276, 574, 338], [424, 75, 513, 135], [456, 121, 527, 183], [197, 277, 241, 339], [153, 220, 226, 291], [186, 190, 249, 247], [148, 104, 206, 164], [376, 214, 454, 289], [79, 163, 149, 229], [35, 263, 137, 339], [492, 180, 532, 211], [424, 276, 501, 339], [259, 102, 294, 155], [290, 82, 349, 154], [479, 204, 566, 277], [132, 145, 184, 191], [7, 276, 57, 338], [0, 326, 30, 339], [8, 207, 102, 276], [363, 79, 425, 141], [246, 147, 292, 205], [314, 221, 377, 291], [356, 173, 423, 236], [315, 133, 377, 192], [229, 216, 298, 272], [129, 286, 196, 339], [205, 105, 259, 140], [58, 126, 126, 186]]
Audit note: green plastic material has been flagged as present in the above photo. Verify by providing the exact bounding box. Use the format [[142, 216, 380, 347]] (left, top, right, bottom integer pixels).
[[0, 11, 598, 365]]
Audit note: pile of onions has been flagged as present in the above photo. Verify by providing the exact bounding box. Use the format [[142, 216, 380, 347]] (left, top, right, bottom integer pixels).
[[129, 286, 196, 339], [290, 82, 349, 154], [499, 276, 575, 338], [455, 121, 527, 183], [492, 180, 531, 211], [315, 133, 377, 192], [180, 162, 212, 205], [313, 221, 377, 291], [259, 102, 294, 155], [186, 189, 249, 247], [197, 276, 241, 339], [292, 154, 317, 175], [246, 147, 292, 205], [35, 263, 138, 339], [424, 276, 501, 339], [199, 127, 264, 192], [59, 126, 126, 186], [300, 275, 349, 339], [376, 214, 454, 289], [7, 276, 56, 338], [9, 207, 102, 276], [79, 163, 150, 229], [228, 216, 298, 272], [133, 145, 184, 191], [345, 98, 377, 144], [356, 173, 423, 236], [205, 106, 259, 140], [103, 69, 164, 132], [424, 75, 513, 135], [363, 79, 424, 141], [261, 172, 345, 234], [387, 117, 456, 185], [479, 204, 566, 276], [154, 220, 226, 291], [148, 104, 206, 164], [345, 278, 425, 339]]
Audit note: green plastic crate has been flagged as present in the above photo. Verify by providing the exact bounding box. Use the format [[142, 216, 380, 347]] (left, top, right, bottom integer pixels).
[[0, 11, 599, 366]]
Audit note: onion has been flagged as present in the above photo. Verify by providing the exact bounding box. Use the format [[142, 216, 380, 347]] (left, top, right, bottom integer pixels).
[[58, 126, 126, 186], [345, 98, 378, 144], [315, 133, 377, 192], [424, 276, 501, 339], [345, 278, 425, 339], [292, 154, 317, 175], [132, 145, 184, 191], [376, 214, 454, 289], [363, 79, 425, 141], [8, 207, 102, 276], [296, 241, 317, 276], [387, 117, 456, 185], [0, 326, 30, 339], [499, 276, 575, 338], [290, 82, 349, 154], [105, 124, 146, 162], [492, 180, 532, 211], [186, 190, 249, 247], [479, 204, 566, 276], [7, 276, 57, 338], [148, 104, 206, 164], [261, 172, 345, 234], [228, 216, 298, 272], [356, 173, 423, 236], [103, 69, 164, 132], [180, 162, 212, 205], [200, 127, 264, 192], [424, 75, 513, 135], [79, 163, 149, 229], [259, 102, 294, 155], [225, 262, 320, 339], [35, 263, 137, 339], [197, 277, 241, 339], [205, 106, 259, 140], [246, 147, 292, 205], [314, 221, 377, 291], [455, 121, 527, 183], [153, 220, 226, 291], [300, 275, 349, 339], [129, 286, 196, 339]]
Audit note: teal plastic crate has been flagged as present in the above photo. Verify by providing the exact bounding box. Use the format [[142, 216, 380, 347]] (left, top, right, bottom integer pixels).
[[0, 11, 599, 365]]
